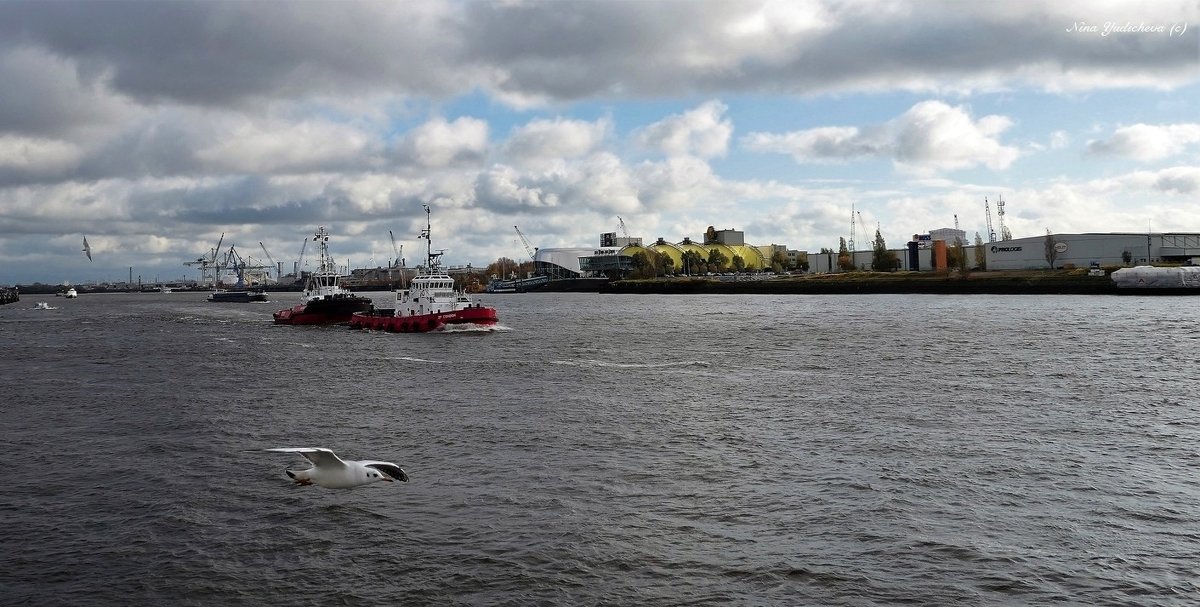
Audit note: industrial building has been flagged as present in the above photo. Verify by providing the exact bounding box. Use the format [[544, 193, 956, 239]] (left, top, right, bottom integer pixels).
[[525, 214, 1200, 279], [986, 233, 1200, 270]]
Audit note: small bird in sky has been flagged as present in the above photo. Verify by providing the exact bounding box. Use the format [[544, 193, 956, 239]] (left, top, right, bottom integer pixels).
[[82, 237, 92, 261]]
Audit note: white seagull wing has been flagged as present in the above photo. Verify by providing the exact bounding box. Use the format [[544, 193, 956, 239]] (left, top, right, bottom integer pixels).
[[266, 447, 347, 469], [361, 461, 409, 482]]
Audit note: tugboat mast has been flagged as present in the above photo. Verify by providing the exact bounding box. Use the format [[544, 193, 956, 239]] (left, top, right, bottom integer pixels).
[[420, 204, 444, 272]]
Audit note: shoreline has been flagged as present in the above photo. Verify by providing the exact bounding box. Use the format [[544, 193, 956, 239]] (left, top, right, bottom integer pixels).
[[582, 270, 1191, 296]]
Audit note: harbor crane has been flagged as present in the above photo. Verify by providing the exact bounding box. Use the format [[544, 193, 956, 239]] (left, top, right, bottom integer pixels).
[[388, 230, 404, 268], [514, 225, 537, 262], [184, 232, 225, 286], [222, 245, 271, 286], [259, 242, 279, 280], [617, 216, 630, 239], [295, 237, 309, 276]]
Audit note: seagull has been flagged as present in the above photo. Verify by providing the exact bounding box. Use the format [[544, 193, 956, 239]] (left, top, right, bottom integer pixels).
[[82, 237, 92, 261], [266, 447, 408, 488]]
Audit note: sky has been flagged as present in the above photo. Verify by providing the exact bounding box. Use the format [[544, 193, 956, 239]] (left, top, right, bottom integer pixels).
[[0, 0, 1197, 284]]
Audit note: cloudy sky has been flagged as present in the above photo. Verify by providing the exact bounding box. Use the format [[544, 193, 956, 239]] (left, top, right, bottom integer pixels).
[[1, 0, 1197, 284]]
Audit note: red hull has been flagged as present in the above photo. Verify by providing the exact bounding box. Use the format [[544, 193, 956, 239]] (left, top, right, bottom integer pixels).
[[349, 306, 498, 332]]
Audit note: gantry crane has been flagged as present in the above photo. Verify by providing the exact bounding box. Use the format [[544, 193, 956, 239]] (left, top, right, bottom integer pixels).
[[184, 232, 225, 286]]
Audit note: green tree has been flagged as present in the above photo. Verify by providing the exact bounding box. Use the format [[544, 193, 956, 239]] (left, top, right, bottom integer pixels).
[[771, 250, 790, 271], [837, 237, 854, 272], [870, 228, 899, 271], [630, 252, 655, 279], [707, 249, 728, 272], [948, 237, 969, 274], [731, 255, 745, 272], [680, 250, 705, 275], [973, 232, 987, 270]]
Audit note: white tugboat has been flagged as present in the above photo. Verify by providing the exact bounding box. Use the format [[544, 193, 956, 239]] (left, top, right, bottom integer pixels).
[[350, 205, 498, 333]]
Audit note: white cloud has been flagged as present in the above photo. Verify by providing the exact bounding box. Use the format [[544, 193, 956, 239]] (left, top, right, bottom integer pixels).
[[1086, 123, 1200, 161], [635, 101, 732, 158], [501, 117, 609, 165], [395, 116, 489, 168], [195, 118, 379, 174], [0, 135, 84, 173], [742, 100, 1019, 174]]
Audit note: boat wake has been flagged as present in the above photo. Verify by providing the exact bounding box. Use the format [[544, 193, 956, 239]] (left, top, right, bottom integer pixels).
[[551, 358, 712, 369], [439, 323, 511, 333], [387, 356, 440, 363]]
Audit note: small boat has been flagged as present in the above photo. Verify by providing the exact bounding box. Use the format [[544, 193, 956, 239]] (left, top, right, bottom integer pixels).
[[350, 205, 498, 333], [208, 288, 268, 303], [64, 287, 78, 299], [34, 302, 56, 310], [273, 226, 374, 325]]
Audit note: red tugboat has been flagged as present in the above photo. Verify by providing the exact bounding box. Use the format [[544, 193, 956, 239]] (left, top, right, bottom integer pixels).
[[273, 226, 374, 325], [349, 205, 498, 333]]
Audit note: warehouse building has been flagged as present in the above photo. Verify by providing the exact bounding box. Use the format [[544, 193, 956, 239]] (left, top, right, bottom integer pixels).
[[986, 233, 1200, 270]]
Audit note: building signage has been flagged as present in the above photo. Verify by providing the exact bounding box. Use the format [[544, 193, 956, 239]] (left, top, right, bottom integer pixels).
[[990, 246, 1023, 252]]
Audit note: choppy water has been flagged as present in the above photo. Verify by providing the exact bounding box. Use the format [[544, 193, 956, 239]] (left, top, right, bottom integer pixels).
[[2, 291, 1198, 606]]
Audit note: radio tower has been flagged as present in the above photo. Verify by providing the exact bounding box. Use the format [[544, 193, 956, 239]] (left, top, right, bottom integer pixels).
[[984, 198, 997, 243], [997, 195, 1012, 241], [848, 204, 857, 252]]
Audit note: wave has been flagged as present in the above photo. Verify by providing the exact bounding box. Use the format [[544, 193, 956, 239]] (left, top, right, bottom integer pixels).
[[550, 358, 712, 369]]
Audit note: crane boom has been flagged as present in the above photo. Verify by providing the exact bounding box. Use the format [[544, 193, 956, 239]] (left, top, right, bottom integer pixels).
[[617, 216, 629, 238], [296, 237, 309, 274], [259, 242, 278, 279], [389, 230, 403, 267], [514, 225, 536, 261], [985, 197, 997, 243]]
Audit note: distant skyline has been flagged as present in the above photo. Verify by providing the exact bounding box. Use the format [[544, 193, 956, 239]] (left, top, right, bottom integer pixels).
[[0, 1, 1197, 284]]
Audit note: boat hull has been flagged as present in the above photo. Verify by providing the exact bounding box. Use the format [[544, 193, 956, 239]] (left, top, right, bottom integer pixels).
[[349, 306, 498, 332], [273, 295, 374, 325]]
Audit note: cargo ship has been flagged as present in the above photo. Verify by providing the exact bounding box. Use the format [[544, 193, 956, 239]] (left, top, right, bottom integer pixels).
[[273, 226, 374, 325], [350, 205, 498, 332]]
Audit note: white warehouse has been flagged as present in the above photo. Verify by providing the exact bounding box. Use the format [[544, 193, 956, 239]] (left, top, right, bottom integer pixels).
[[985, 233, 1200, 270]]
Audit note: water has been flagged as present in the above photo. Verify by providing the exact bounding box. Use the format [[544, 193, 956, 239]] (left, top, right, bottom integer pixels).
[[2, 291, 1198, 606]]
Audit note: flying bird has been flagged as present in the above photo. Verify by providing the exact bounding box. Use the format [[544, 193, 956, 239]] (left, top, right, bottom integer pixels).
[[82, 237, 92, 261], [266, 447, 408, 488]]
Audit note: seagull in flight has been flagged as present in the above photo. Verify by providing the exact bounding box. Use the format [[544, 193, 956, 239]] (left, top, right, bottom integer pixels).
[[82, 237, 92, 261], [266, 447, 408, 488]]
